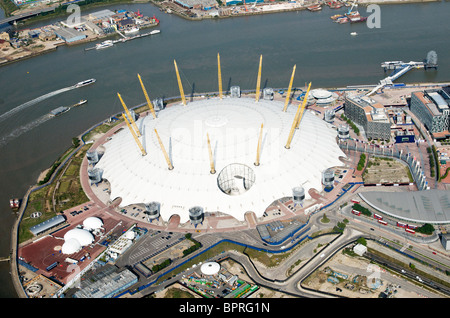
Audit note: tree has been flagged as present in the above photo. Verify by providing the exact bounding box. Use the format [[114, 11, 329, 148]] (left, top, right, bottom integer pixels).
[[356, 237, 367, 246]]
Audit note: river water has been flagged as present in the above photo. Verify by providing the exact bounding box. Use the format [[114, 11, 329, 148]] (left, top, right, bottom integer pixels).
[[0, 1, 449, 297]]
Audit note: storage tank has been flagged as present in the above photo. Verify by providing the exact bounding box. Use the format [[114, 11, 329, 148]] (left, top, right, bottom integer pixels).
[[86, 150, 99, 166], [292, 186, 305, 205], [263, 87, 274, 100], [189, 206, 204, 226], [324, 109, 335, 123], [337, 124, 350, 139], [87, 168, 102, 185], [322, 168, 335, 190], [230, 86, 241, 98], [145, 201, 160, 221]]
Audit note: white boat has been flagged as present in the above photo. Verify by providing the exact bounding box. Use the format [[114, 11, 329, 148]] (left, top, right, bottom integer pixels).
[[75, 79, 96, 88], [350, 32, 358, 36], [124, 27, 139, 34], [72, 99, 87, 107], [96, 40, 113, 50], [150, 30, 160, 35]]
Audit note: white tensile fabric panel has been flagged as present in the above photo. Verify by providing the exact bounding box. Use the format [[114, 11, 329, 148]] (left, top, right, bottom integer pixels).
[[96, 98, 346, 223]]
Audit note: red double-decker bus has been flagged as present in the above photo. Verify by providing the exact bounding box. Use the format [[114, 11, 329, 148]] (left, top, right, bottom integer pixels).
[[374, 213, 383, 220], [351, 199, 360, 204], [405, 228, 415, 234], [351, 210, 361, 216], [397, 222, 407, 228], [407, 224, 417, 230], [378, 220, 388, 225]]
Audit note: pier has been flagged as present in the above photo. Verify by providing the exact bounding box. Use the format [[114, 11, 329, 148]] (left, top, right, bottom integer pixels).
[[85, 30, 160, 51], [367, 60, 434, 96]]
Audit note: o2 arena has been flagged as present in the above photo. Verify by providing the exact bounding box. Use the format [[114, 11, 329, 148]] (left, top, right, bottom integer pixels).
[[83, 55, 347, 231]]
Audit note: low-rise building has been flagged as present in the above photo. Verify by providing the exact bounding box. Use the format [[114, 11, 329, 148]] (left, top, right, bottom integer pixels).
[[344, 93, 392, 140]]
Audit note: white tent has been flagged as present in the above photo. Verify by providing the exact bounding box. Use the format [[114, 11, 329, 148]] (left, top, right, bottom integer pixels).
[[95, 98, 346, 223]]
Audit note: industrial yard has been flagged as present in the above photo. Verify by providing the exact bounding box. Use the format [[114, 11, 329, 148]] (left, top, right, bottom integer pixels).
[[0, 8, 159, 65]]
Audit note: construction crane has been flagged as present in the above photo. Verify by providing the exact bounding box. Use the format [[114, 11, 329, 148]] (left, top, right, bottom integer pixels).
[[285, 82, 311, 149], [137, 73, 156, 119], [174, 59, 186, 106], [255, 55, 262, 102], [254, 123, 264, 166], [154, 129, 173, 170], [207, 133, 215, 174], [217, 53, 223, 100], [283, 64, 296, 112], [117, 92, 141, 137], [122, 113, 146, 156]]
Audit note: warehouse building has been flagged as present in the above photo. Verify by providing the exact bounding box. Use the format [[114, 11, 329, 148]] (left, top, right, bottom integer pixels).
[[30, 215, 66, 236], [54, 26, 86, 43]]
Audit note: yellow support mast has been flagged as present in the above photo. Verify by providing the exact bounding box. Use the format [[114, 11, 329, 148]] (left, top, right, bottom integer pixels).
[[154, 129, 174, 170], [174, 59, 186, 106], [295, 82, 312, 129], [137, 73, 156, 119], [122, 113, 146, 156], [255, 54, 262, 102], [217, 53, 223, 100], [285, 82, 311, 149], [254, 123, 264, 166], [117, 92, 141, 137], [207, 133, 215, 174], [283, 64, 296, 112]]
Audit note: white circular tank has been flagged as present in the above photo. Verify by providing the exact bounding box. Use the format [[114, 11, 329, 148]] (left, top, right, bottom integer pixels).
[[324, 109, 335, 123], [322, 168, 335, 188], [87, 150, 99, 165], [145, 202, 160, 220], [292, 186, 305, 204], [201, 262, 220, 276], [338, 124, 350, 139], [189, 206, 204, 225], [88, 168, 102, 184]]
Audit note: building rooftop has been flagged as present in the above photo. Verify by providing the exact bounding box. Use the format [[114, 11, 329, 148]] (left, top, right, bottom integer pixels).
[[359, 190, 450, 224], [95, 97, 345, 223]]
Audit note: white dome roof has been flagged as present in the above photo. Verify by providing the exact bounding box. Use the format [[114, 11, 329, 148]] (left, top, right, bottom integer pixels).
[[311, 89, 332, 99], [64, 228, 94, 246], [201, 262, 220, 276], [95, 98, 345, 223], [125, 231, 136, 240], [83, 217, 103, 230], [61, 238, 82, 254]]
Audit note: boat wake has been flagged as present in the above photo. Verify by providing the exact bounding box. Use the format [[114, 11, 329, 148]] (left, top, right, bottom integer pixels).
[[0, 86, 75, 123], [0, 114, 53, 148]]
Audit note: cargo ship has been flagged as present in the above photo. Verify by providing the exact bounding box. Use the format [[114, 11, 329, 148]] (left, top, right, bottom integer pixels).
[[49, 106, 70, 117], [10, 198, 20, 210], [75, 78, 96, 88]]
